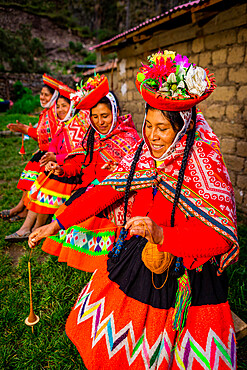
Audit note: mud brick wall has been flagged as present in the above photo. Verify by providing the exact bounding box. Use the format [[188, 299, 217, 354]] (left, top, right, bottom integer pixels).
[[115, 3, 247, 215]]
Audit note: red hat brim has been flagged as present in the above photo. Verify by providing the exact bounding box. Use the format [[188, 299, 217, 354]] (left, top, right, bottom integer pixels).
[[43, 74, 76, 99], [135, 71, 216, 111], [58, 85, 76, 100], [75, 76, 109, 110], [43, 74, 62, 91]]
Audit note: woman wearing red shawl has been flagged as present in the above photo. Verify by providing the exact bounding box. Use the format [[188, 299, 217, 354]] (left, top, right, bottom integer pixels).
[[29, 51, 238, 369], [0, 74, 60, 221], [5, 84, 90, 242], [40, 74, 139, 270]]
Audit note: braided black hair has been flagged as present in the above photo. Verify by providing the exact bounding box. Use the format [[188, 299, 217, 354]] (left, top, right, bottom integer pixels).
[[82, 126, 96, 166], [170, 108, 196, 227], [123, 140, 145, 225], [170, 108, 197, 276], [109, 140, 144, 262]]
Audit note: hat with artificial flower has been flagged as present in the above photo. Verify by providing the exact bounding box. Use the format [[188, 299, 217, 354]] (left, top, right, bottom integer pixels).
[[72, 74, 109, 110], [136, 50, 216, 111], [70, 74, 119, 135]]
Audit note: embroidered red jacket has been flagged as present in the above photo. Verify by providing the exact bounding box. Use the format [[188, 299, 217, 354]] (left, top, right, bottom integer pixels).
[[57, 185, 230, 270]]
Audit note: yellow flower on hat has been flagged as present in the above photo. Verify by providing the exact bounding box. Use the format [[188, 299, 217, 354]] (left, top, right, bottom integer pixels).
[[148, 50, 176, 64]]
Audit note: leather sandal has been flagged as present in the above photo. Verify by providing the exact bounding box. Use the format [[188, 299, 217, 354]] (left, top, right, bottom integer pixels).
[[5, 232, 31, 242], [0, 210, 11, 220], [9, 215, 23, 223]]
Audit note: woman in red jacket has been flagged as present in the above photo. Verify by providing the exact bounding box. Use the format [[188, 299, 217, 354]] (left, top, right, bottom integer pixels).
[[0, 74, 60, 221], [5, 84, 90, 242], [29, 51, 238, 369], [39, 74, 139, 270]]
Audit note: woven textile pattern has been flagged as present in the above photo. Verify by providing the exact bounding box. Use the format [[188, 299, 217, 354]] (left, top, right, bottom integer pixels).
[[54, 226, 115, 255], [71, 278, 236, 370], [101, 110, 238, 274], [19, 169, 40, 183], [37, 103, 57, 151]]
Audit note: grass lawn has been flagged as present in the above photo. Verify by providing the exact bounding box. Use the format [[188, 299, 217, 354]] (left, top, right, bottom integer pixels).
[[0, 114, 246, 369], [0, 113, 39, 132], [0, 134, 88, 369]]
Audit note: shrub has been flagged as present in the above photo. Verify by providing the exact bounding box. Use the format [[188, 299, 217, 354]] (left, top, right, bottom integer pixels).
[[82, 51, 96, 65], [13, 81, 32, 101], [0, 81, 40, 115]]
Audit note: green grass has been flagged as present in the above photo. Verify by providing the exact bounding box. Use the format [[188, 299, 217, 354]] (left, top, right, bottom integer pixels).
[[0, 113, 39, 131], [0, 134, 87, 369], [0, 115, 246, 368]]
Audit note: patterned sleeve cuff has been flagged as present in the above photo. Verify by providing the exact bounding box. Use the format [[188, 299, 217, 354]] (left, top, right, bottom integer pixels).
[[56, 218, 65, 230]]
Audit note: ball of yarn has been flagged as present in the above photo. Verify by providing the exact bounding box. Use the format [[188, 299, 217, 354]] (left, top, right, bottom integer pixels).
[[142, 242, 175, 274]]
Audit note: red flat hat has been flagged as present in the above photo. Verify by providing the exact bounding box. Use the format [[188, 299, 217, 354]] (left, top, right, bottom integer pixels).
[[135, 69, 216, 111], [75, 76, 109, 110], [43, 74, 62, 91], [43, 74, 76, 99]]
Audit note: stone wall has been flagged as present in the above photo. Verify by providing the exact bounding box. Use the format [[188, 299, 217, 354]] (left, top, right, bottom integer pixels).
[[115, 2, 247, 215]]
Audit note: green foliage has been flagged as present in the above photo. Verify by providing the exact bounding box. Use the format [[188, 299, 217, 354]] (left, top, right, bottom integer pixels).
[[13, 81, 32, 101], [0, 25, 46, 73], [0, 113, 38, 131], [95, 28, 116, 43], [69, 41, 83, 53], [82, 51, 96, 65], [8, 94, 40, 115], [78, 26, 92, 38], [5, 81, 41, 115]]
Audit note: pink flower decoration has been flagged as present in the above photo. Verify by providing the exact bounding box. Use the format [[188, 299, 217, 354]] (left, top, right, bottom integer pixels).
[[174, 54, 190, 69], [141, 57, 176, 87]]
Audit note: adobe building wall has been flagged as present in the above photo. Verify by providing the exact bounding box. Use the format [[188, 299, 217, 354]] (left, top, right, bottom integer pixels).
[[115, 2, 247, 215]]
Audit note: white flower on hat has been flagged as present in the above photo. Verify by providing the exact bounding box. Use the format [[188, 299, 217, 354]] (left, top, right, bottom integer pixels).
[[159, 71, 188, 97], [70, 90, 84, 101], [185, 65, 207, 96]]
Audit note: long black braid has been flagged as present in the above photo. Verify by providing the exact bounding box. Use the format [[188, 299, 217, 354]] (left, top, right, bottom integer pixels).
[[171, 109, 197, 276], [109, 140, 145, 261], [82, 126, 96, 166], [110, 108, 197, 265], [123, 140, 145, 225], [170, 120, 196, 227]]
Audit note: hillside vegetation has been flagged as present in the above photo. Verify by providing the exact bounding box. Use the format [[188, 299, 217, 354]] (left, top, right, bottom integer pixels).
[[0, 0, 190, 74]]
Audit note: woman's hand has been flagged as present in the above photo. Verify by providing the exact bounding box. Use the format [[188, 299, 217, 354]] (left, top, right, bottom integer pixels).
[[125, 216, 164, 244], [7, 120, 31, 134], [28, 221, 61, 248], [101, 160, 118, 172], [45, 161, 64, 175], [40, 152, 56, 167]]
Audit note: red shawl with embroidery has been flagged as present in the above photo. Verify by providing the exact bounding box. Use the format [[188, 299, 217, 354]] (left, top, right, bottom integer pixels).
[[37, 102, 57, 151], [55, 110, 91, 156], [66, 114, 140, 164], [101, 110, 239, 274]]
